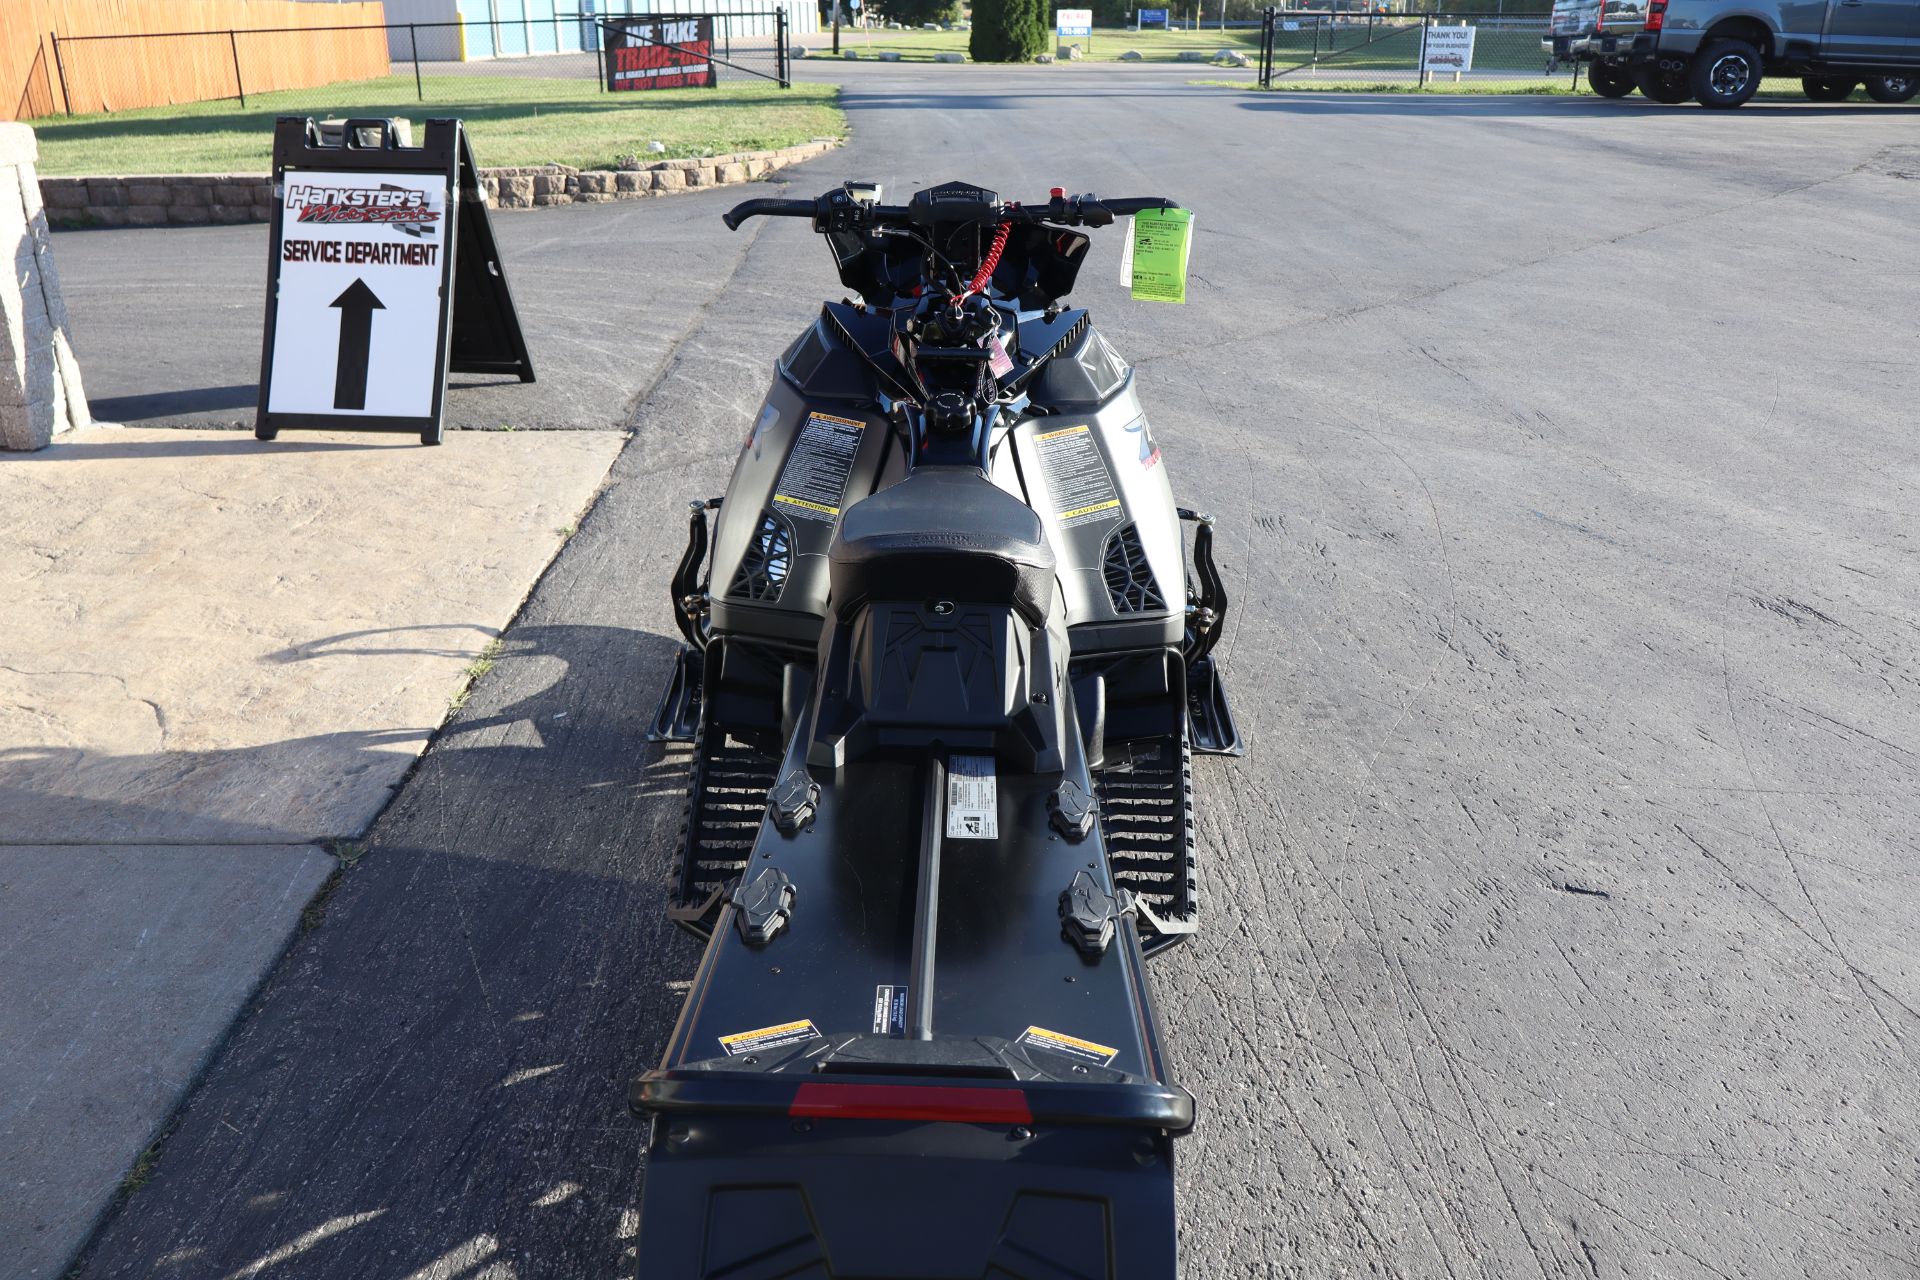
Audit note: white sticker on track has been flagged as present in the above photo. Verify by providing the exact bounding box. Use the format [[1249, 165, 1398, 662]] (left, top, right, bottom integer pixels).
[[946, 754, 999, 841]]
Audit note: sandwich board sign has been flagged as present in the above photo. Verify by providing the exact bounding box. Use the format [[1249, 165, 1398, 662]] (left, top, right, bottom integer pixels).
[[604, 15, 717, 90], [256, 116, 533, 445]]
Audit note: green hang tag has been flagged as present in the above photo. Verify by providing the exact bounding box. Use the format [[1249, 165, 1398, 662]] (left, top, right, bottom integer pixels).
[[1125, 207, 1194, 305]]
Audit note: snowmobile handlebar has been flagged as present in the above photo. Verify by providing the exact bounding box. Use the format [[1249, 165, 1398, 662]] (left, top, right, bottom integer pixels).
[[721, 197, 819, 230], [722, 189, 1177, 233]]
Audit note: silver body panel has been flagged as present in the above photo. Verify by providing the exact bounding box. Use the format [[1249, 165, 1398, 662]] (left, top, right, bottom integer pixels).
[[706, 312, 1184, 655]]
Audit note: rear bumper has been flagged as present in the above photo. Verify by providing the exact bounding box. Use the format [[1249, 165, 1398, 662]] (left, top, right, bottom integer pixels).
[[633, 1063, 1197, 1133], [628, 1043, 1194, 1276], [1544, 29, 1649, 60]]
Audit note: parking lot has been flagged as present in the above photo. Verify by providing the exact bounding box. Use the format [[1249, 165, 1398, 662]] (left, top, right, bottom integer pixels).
[[55, 65, 1920, 1278]]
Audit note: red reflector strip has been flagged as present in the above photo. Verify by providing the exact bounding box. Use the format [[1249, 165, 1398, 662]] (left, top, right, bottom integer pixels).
[[789, 1083, 1033, 1125]]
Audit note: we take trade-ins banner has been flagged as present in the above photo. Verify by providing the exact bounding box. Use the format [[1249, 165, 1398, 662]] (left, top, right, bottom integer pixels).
[[605, 16, 717, 90]]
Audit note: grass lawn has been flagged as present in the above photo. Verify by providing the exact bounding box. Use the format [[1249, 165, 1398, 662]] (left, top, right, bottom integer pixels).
[[33, 76, 843, 176]]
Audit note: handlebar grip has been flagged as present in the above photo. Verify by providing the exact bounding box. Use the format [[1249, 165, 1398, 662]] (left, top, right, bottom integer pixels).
[[1100, 197, 1178, 215], [721, 197, 819, 231]]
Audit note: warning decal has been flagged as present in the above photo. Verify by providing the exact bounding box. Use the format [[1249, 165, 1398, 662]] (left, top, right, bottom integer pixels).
[[946, 754, 999, 841], [1017, 1025, 1120, 1067], [872, 984, 908, 1035], [1035, 424, 1121, 528], [773, 411, 865, 523], [718, 1018, 821, 1057]]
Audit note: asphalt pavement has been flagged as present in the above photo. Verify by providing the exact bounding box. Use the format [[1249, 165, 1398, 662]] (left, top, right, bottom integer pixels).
[[61, 66, 1920, 1279], [56, 188, 760, 431]]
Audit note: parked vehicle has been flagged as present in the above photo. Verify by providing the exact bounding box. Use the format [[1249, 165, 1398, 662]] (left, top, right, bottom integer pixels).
[[630, 179, 1242, 1277], [1545, 0, 1920, 106]]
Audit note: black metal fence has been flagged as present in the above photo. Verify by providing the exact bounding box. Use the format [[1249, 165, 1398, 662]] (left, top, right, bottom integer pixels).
[[46, 13, 791, 118], [1257, 8, 1581, 91]]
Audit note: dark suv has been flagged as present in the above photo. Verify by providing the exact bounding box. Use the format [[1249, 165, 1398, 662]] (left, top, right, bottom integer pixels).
[[1545, 0, 1920, 107]]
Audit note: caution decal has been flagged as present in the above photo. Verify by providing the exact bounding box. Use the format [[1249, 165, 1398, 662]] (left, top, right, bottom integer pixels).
[[1016, 1025, 1119, 1067], [772, 411, 866, 523], [1035, 423, 1123, 530], [718, 1018, 821, 1057]]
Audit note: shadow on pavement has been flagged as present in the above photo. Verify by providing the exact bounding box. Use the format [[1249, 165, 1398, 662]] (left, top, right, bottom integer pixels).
[[66, 622, 700, 1280], [90, 385, 259, 422], [0, 435, 401, 463]]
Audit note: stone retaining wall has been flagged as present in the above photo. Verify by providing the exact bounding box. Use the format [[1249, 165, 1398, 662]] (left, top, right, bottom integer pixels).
[[38, 138, 841, 229], [1, 123, 89, 451]]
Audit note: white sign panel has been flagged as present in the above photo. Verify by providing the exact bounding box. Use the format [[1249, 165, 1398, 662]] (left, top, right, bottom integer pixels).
[[1056, 7, 1093, 36], [1419, 24, 1475, 73], [266, 169, 450, 420]]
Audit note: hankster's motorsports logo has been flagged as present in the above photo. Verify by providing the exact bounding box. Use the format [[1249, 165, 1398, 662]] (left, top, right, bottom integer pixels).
[[287, 182, 441, 238]]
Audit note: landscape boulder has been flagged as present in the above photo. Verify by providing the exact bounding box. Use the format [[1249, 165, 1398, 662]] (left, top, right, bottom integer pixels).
[[934, 51, 966, 62], [1057, 44, 1084, 59], [1176, 48, 1208, 61], [1119, 49, 1145, 60]]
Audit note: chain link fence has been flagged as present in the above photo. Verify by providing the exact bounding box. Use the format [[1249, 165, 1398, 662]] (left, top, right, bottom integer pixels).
[[1258, 9, 1581, 92], [44, 13, 792, 120]]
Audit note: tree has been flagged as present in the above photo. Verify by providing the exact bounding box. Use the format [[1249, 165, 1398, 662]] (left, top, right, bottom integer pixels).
[[970, 0, 1049, 60], [868, 0, 961, 25]]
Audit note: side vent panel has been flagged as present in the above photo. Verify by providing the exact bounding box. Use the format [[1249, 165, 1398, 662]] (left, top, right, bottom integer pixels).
[[728, 510, 794, 603], [1101, 523, 1165, 615]]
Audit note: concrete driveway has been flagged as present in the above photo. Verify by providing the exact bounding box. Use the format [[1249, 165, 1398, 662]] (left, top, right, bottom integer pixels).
[[50, 66, 1920, 1279]]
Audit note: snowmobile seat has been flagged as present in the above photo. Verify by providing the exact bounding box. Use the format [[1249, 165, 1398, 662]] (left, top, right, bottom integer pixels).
[[828, 468, 1057, 626]]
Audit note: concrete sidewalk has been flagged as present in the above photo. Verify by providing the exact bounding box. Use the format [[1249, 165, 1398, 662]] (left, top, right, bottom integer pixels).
[[0, 425, 623, 1279]]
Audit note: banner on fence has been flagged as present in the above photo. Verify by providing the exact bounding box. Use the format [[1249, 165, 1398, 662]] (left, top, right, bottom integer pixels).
[[1419, 24, 1475, 73], [1057, 8, 1093, 36], [257, 116, 534, 446], [605, 15, 717, 90]]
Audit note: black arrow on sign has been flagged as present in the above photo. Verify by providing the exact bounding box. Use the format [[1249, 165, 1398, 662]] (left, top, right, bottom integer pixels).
[[329, 278, 385, 411]]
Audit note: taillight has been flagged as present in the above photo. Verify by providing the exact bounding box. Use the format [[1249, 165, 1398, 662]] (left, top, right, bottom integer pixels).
[[1596, 2, 1605, 32], [789, 1082, 1033, 1124], [1646, 0, 1667, 31]]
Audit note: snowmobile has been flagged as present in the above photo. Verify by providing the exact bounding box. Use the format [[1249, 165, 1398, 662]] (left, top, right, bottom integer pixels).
[[632, 179, 1241, 1278]]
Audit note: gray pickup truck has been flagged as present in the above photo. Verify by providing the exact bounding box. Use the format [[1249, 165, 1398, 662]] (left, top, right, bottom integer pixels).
[[1545, 0, 1920, 107]]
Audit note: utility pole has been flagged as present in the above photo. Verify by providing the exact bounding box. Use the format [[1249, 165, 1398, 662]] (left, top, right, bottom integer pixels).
[[833, 0, 841, 53]]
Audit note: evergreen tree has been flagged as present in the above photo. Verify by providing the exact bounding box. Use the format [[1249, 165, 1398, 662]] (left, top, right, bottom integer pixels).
[[1007, 0, 1051, 57], [869, 0, 961, 25], [971, 0, 1049, 60]]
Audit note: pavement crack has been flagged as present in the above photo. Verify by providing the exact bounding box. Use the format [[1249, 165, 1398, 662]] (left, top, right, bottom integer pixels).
[[1713, 599, 1914, 1054]]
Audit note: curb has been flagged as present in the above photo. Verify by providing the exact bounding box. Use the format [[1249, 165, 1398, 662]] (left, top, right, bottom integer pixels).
[[38, 138, 843, 229]]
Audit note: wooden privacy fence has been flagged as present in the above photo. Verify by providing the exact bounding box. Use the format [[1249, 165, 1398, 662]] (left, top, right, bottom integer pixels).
[[3, 0, 391, 121]]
